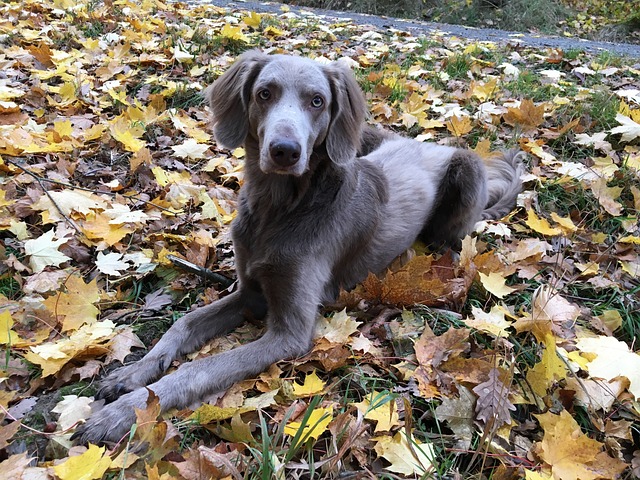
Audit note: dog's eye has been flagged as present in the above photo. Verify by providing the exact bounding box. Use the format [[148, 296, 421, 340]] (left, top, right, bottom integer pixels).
[[257, 89, 271, 101], [311, 95, 324, 108]]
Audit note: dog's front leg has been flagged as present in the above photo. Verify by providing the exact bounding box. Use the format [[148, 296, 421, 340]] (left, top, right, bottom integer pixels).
[[95, 288, 265, 402], [73, 265, 324, 445]]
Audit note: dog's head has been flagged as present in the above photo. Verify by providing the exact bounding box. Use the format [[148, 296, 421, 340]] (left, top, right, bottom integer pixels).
[[207, 50, 367, 176]]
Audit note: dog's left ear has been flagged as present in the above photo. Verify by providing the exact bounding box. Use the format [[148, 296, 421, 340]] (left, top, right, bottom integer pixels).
[[324, 62, 368, 165]]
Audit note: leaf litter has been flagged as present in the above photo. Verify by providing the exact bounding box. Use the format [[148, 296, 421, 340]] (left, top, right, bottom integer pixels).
[[0, 0, 638, 478]]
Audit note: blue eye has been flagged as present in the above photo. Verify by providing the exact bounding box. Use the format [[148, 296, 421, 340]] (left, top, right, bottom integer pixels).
[[311, 95, 324, 108]]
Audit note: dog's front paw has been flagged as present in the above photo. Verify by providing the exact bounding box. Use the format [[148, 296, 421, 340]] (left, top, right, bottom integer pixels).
[[97, 357, 167, 403], [71, 390, 146, 445]]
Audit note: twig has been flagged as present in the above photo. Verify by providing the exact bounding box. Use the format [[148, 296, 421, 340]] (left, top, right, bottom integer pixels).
[[7, 159, 83, 236], [167, 254, 234, 288]]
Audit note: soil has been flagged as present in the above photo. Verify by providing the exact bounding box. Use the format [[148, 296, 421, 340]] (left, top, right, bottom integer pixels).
[[203, 0, 640, 58]]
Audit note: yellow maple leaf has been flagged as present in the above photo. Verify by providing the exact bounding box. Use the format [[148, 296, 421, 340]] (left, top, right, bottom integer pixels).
[[109, 116, 146, 153], [81, 212, 134, 247], [284, 406, 332, 443], [473, 138, 492, 158], [53, 119, 73, 139], [514, 286, 580, 342], [292, 371, 326, 397], [243, 11, 262, 28], [549, 212, 578, 233], [353, 391, 399, 432], [43, 275, 100, 331], [469, 78, 498, 102], [446, 115, 473, 136], [478, 271, 515, 299], [0, 310, 18, 345], [220, 24, 248, 42], [525, 209, 562, 236], [526, 334, 566, 397], [534, 410, 627, 480], [373, 428, 435, 476], [53, 444, 111, 480]]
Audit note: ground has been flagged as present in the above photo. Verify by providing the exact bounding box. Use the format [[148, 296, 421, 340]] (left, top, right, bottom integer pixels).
[[0, 0, 639, 479]]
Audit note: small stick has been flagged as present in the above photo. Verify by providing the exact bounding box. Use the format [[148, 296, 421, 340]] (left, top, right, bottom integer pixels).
[[167, 254, 234, 288]]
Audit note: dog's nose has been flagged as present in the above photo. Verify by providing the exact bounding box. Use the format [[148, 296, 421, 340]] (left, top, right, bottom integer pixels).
[[269, 140, 301, 167]]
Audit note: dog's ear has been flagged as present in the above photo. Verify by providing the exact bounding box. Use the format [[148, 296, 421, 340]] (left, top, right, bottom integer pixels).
[[206, 50, 268, 149], [324, 62, 367, 165]]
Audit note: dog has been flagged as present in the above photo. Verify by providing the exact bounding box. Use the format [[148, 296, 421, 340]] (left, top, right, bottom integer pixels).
[[73, 50, 524, 444]]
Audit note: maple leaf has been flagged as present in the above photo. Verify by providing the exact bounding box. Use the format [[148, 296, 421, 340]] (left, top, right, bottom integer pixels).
[[514, 286, 580, 342], [472, 368, 515, 429], [373, 428, 435, 476], [171, 138, 210, 160], [504, 99, 545, 131], [32, 189, 107, 221], [95, 251, 129, 276], [0, 310, 19, 346], [589, 177, 623, 216], [610, 113, 640, 142], [446, 114, 473, 136], [534, 410, 627, 480], [220, 24, 248, 42], [52, 395, 93, 431], [464, 305, 512, 337], [526, 334, 567, 397], [24, 320, 114, 376], [23, 230, 72, 273], [576, 335, 640, 400], [43, 274, 100, 331], [478, 271, 515, 298], [105, 326, 145, 364], [315, 309, 361, 344], [109, 116, 146, 152], [352, 391, 399, 432], [525, 209, 562, 236], [283, 406, 333, 443], [292, 370, 326, 397], [52, 444, 112, 480]]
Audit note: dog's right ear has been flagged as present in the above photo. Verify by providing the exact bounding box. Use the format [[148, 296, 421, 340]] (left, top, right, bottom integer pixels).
[[206, 50, 268, 149]]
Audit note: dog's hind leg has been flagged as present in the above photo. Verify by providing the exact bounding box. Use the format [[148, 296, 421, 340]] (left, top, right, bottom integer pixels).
[[96, 288, 266, 402]]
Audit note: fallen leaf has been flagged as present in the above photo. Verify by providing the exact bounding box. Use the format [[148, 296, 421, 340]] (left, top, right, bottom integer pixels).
[[352, 391, 399, 432], [576, 335, 640, 400], [373, 428, 435, 476], [292, 371, 326, 397], [534, 410, 627, 480], [283, 406, 333, 442], [53, 444, 112, 480], [23, 230, 72, 272]]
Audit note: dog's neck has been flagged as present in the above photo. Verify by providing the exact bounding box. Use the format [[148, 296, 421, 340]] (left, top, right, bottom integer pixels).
[[241, 138, 346, 213]]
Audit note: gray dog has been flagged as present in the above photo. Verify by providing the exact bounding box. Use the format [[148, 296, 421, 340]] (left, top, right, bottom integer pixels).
[[73, 50, 524, 444]]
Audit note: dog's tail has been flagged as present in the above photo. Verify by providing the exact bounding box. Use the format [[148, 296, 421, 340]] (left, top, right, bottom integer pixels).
[[481, 150, 526, 220]]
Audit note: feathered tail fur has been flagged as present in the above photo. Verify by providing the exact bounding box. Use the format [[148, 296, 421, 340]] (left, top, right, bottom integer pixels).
[[481, 149, 526, 220]]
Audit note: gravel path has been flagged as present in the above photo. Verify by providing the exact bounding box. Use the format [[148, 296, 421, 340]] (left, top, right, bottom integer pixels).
[[205, 0, 640, 58]]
